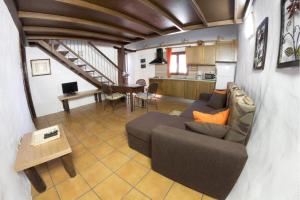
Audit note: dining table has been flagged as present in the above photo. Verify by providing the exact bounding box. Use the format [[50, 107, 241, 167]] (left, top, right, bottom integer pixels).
[[111, 84, 145, 112]]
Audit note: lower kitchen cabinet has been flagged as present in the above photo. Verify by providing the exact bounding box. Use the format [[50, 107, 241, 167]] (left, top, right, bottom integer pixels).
[[149, 79, 215, 100]]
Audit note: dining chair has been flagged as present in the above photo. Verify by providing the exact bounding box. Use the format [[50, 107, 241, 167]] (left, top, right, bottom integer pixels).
[[101, 84, 126, 111], [136, 79, 146, 86], [135, 82, 159, 112]]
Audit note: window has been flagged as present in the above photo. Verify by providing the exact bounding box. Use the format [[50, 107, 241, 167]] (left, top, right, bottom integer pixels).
[[169, 52, 187, 74]]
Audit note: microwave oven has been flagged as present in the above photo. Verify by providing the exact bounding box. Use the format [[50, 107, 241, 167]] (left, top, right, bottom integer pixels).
[[204, 73, 216, 80]]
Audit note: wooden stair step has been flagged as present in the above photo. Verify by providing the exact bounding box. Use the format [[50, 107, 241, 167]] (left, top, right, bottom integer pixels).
[[53, 44, 59, 50], [85, 70, 95, 73], [68, 58, 78, 62], [58, 51, 69, 56], [93, 75, 103, 78], [77, 64, 86, 67]]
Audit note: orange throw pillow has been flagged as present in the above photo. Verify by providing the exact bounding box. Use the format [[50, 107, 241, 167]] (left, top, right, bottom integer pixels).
[[193, 109, 230, 125], [214, 89, 227, 95]]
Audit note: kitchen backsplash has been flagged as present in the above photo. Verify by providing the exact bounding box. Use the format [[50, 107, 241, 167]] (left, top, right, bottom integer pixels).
[[155, 64, 215, 79]]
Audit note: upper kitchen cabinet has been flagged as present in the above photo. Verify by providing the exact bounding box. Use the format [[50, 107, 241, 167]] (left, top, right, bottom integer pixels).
[[215, 41, 237, 62], [203, 45, 216, 65], [186, 46, 205, 66], [186, 45, 216, 66]]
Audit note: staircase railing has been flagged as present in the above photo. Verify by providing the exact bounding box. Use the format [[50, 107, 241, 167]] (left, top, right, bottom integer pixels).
[[61, 40, 119, 84]]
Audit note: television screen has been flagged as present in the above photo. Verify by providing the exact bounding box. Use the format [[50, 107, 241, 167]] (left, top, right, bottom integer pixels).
[[62, 82, 78, 94]]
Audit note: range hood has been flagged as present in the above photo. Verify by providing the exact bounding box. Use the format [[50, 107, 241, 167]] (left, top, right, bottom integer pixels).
[[149, 48, 168, 65]]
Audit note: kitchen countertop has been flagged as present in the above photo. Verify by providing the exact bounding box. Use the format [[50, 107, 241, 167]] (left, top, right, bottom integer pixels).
[[150, 77, 216, 82]]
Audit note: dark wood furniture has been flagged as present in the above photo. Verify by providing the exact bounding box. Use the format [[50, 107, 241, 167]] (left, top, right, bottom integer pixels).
[[112, 84, 145, 112], [58, 89, 102, 112], [15, 125, 76, 193]]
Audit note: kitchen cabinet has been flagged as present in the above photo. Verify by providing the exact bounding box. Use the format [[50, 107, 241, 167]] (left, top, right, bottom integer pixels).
[[186, 46, 204, 65], [149, 78, 215, 100], [203, 45, 216, 65], [186, 45, 216, 66], [185, 40, 237, 65], [216, 41, 237, 62]]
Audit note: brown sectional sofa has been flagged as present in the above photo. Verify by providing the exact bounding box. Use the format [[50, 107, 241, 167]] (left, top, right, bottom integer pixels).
[[126, 83, 255, 200]]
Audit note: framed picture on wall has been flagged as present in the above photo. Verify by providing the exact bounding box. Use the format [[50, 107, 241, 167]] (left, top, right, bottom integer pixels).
[[140, 58, 146, 68], [254, 17, 269, 70], [277, 0, 300, 68], [31, 59, 51, 76]]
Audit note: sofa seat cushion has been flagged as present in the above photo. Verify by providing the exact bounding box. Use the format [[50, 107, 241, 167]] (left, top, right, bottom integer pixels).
[[180, 100, 219, 119], [126, 112, 191, 142]]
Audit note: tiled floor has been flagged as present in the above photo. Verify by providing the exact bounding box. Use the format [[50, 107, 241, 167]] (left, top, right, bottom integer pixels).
[[32, 97, 216, 200]]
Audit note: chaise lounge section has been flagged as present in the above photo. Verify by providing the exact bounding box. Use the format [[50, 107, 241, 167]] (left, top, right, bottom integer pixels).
[[126, 83, 255, 199]]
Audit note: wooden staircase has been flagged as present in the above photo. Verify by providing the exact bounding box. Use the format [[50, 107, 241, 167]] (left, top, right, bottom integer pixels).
[[30, 40, 120, 88]]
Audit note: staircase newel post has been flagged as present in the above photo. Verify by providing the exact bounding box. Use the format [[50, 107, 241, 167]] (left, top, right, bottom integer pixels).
[[117, 46, 125, 85]]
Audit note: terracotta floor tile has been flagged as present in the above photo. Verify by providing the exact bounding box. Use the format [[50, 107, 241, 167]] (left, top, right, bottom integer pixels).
[[136, 171, 173, 200], [55, 175, 90, 200], [96, 129, 119, 141], [101, 150, 130, 171], [164, 183, 202, 200], [33, 187, 60, 200], [202, 194, 217, 200], [35, 168, 53, 188], [106, 135, 127, 148], [117, 143, 137, 158], [71, 143, 87, 158], [48, 160, 69, 185], [93, 174, 132, 200], [116, 160, 149, 186], [81, 135, 103, 149], [89, 142, 114, 159], [31, 185, 39, 197], [77, 191, 100, 200], [73, 151, 98, 172], [133, 153, 151, 168], [80, 162, 112, 187], [122, 189, 150, 200]]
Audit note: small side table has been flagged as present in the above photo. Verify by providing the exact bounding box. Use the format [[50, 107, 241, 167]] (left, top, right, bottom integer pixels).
[[14, 125, 76, 193]]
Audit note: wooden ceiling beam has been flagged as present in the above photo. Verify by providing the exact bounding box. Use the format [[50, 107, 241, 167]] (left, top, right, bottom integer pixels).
[[160, 19, 243, 35], [26, 35, 125, 45], [54, 0, 163, 35], [23, 26, 133, 42], [18, 11, 147, 39], [138, 0, 183, 31], [234, 0, 238, 23], [191, 0, 208, 26]]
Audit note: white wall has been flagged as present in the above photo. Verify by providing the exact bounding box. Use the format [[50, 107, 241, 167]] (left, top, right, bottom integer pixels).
[[228, 0, 300, 199], [126, 25, 238, 84], [127, 49, 156, 85], [26, 47, 98, 117], [0, 1, 35, 199], [125, 25, 238, 50]]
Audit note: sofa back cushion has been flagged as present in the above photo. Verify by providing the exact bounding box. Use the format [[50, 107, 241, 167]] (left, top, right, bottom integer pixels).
[[225, 86, 256, 144], [207, 92, 227, 109]]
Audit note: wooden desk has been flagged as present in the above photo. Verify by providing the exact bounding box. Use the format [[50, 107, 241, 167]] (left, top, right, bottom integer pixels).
[[15, 125, 76, 193], [58, 89, 101, 112], [112, 84, 145, 112]]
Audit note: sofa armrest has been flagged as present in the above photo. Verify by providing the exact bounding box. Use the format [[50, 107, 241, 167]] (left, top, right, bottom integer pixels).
[[198, 93, 212, 101], [151, 125, 247, 200]]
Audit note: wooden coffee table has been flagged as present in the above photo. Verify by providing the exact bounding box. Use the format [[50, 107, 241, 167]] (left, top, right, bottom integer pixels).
[[15, 125, 76, 193]]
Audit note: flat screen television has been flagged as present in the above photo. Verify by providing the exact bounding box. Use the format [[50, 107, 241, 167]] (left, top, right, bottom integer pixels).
[[62, 82, 78, 95]]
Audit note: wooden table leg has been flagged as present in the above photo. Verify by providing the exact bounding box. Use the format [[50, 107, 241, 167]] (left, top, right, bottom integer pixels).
[[98, 92, 102, 102], [24, 167, 46, 193], [94, 93, 98, 102], [61, 154, 76, 177], [130, 92, 134, 112], [62, 100, 70, 112]]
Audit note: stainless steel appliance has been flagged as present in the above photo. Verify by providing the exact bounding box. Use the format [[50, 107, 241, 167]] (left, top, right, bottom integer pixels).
[[204, 73, 216, 80]]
